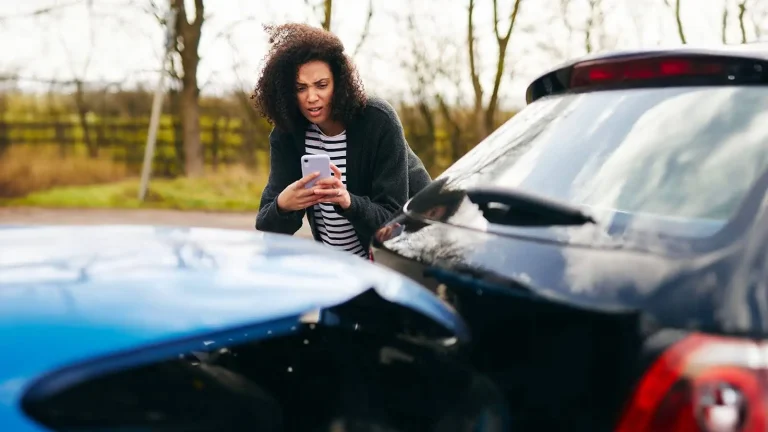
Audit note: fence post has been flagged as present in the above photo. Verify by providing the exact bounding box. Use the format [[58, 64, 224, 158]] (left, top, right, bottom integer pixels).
[[55, 121, 67, 158], [138, 4, 175, 201], [0, 119, 8, 157], [211, 121, 219, 172]]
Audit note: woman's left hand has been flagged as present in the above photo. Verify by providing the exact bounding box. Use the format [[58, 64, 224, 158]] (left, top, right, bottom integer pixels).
[[313, 164, 351, 209]]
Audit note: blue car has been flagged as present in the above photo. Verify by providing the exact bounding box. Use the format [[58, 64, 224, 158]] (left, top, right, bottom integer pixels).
[[0, 225, 507, 431]]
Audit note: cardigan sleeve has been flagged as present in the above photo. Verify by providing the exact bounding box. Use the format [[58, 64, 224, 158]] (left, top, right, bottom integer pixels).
[[337, 106, 410, 239], [255, 128, 305, 234]]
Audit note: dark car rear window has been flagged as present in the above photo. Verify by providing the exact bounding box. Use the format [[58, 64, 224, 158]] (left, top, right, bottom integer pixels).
[[438, 86, 768, 238]]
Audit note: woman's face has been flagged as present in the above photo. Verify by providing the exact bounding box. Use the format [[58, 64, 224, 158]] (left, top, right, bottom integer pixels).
[[296, 60, 335, 128]]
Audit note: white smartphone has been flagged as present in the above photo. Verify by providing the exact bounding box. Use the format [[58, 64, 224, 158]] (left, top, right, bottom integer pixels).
[[300, 154, 332, 189]]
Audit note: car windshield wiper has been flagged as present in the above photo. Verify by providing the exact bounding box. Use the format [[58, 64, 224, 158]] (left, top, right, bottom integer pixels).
[[466, 186, 596, 227]]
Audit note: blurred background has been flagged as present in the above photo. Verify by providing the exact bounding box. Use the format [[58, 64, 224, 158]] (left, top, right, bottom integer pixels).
[[0, 0, 765, 215]]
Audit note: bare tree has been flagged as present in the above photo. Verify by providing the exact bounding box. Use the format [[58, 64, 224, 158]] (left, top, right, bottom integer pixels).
[[224, 34, 270, 169], [722, 2, 729, 44], [753, 2, 768, 38], [468, 0, 524, 138], [0, 0, 87, 23], [663, 0, 687, 44], [400, 10, 439, 169], [738, 0, 749, 43], [170, 0, 205, 177], [4, 1, 103, 157], [352, 0, 374, 58], [584, 0, 605, 53], [305, 0, 333, 31], [724, 0, 765, 43], [557, 0, 605, 55], [56, 3, 100, 158], [531, 0, 574, 62], [305, 0, 374, 59], [323, 0, 332, 31]]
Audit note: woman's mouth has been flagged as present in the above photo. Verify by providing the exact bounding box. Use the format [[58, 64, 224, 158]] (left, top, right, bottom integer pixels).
[[307, 107, 323, 117]]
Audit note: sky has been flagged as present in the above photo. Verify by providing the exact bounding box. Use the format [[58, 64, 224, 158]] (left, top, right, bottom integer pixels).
[[0, 0, 766, 109]]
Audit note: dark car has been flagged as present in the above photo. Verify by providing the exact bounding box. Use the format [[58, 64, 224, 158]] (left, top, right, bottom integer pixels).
[[371, 46, 768, 431]]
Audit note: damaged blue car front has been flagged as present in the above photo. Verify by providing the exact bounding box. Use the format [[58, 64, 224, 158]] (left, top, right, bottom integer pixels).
[[0, 225, 504, 432]]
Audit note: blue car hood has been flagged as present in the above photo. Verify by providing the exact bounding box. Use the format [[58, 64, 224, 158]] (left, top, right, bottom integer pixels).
[[0, 225, 466, 431]]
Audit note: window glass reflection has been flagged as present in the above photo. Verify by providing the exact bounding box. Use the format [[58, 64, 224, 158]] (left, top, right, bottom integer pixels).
[[441, 86, 768, 236]]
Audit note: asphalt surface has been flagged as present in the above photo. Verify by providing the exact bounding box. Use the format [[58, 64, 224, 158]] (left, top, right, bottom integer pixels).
[[0, 207, 314, 238]]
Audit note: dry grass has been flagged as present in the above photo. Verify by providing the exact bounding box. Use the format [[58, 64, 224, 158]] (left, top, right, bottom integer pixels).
[[4, 163, 268, 212], [0, 145, 128, 198]]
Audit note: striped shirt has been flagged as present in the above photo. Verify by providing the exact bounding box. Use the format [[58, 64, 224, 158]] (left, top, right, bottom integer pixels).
[[304, 123, 366, 257]]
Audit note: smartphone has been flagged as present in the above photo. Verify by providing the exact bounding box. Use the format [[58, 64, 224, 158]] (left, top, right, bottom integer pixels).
[[301, 154, 332, 189]]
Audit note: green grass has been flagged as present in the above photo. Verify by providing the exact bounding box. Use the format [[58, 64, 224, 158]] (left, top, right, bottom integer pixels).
[[3, 168, 267, 212]]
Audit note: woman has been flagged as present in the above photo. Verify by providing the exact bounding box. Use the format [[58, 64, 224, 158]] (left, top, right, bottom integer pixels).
[[252, 23, 431, 257]]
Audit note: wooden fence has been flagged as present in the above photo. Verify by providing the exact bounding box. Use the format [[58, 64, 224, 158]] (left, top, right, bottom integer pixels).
[[0, 116, 271, 176]]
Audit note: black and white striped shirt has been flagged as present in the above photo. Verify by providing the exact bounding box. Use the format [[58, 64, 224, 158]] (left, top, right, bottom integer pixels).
[[304, 123, 366, 257]]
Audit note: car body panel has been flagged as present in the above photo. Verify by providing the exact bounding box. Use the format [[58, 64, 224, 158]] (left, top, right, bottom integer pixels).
[[0, 225, 468, 431], [373, 202, 768, 334]]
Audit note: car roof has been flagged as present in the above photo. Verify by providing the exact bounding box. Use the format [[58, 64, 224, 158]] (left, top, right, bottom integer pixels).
[[526, 43, 768, 103], [0, 225, 463, 430]]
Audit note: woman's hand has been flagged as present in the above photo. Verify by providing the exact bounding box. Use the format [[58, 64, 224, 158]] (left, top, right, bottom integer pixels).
[[276, 172, 322, 212], [313, 164, 351, 209]]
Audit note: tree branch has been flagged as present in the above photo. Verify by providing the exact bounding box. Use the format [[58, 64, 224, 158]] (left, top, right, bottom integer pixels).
[[467, 0, 482, 113], [502, 0, 522, 42], [352, 0, 373, 58], [738, 0, 748, 43], [485, 0, 522, 133], [0, 0, 86, 22], [667, 0, 687, 44], [560, 0, 575, 37], [323, 0, 332, 31], [194, 0, 205, 28]]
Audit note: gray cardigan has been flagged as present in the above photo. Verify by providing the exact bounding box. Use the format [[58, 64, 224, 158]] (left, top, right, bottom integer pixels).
[[255, 97, 432, 250]]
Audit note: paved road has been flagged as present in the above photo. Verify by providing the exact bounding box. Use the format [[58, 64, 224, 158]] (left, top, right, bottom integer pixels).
[[0, 207, 314, 238]]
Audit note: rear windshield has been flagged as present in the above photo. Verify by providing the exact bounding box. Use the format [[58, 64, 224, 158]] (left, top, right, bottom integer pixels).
[[439, 86, 768, 239]]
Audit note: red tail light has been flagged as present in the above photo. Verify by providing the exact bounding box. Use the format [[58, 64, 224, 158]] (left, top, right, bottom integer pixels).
[[616, 333, 768, 432], [571, 57, 726, 88]]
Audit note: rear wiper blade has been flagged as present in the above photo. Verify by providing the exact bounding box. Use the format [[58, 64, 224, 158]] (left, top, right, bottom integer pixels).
[[466, 186, 596, 227]]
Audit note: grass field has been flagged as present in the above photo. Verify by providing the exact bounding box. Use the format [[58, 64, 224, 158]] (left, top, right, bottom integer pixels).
[[0, 144, 268, 211], [4, 168, 266, 211]]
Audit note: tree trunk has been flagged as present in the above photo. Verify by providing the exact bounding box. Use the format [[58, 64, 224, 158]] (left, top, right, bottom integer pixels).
[[437, 94, 463, 162], [469, 0, 522, 139], [323, 0, 333, 31], [180, 81, 203, 176], [484, 38, 508, 136], [722, 5, 728, 44], [484, 0, 522, 137], [674, 0, 687, 43], [738, 0, 748, 43], [467, 0, 485, 141], [74, 80, 97, 158], [173, 0, 205, 177]]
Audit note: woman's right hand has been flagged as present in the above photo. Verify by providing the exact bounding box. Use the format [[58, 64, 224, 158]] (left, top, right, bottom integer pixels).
[[276, 172, 321, 212]]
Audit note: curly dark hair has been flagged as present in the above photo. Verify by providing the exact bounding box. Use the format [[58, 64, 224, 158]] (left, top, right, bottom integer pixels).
[[251, 23, 367, 134]]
